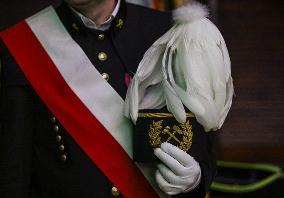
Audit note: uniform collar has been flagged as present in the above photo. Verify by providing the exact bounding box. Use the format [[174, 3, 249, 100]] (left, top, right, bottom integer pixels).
[[69, 0, 121, 31], [57, 0, 126, 35]]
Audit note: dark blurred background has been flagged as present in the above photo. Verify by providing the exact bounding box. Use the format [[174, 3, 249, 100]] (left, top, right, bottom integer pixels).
[[1, 0, 284, 196], [214, 0, 284, 164]]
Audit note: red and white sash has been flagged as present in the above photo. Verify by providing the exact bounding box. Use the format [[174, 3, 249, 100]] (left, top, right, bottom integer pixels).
[[1, 6, 166, 198]]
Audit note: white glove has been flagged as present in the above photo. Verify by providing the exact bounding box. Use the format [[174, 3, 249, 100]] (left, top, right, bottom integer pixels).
[[154, 142, 201, 195]]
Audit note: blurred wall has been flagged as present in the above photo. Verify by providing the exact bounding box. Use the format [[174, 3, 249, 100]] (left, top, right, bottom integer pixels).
[[216, 0, 284, 165]]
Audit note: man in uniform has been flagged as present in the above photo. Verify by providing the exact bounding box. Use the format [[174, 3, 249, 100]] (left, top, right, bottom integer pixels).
[[0, 0, 216, 197]]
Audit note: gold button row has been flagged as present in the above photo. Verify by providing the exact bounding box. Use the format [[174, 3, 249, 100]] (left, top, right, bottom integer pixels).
[[51, 116, 67, 162], [98, 51, 109, 81]]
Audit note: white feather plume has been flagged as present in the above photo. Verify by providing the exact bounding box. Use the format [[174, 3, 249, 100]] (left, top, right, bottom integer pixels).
[[124, 0, 234, 131], [173, 1, 209, 23]]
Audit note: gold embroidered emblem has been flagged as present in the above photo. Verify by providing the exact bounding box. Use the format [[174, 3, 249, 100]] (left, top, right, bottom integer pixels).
[[148, 120, 193, 152], [116, 19, 124, 29], [71, 23, 79, 32]]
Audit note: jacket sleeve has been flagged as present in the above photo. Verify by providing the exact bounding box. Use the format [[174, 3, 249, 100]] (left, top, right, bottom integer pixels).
[[0, 40, 34, 197]]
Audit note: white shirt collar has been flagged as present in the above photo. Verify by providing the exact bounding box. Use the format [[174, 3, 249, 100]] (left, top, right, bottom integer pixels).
[[70, 0, 121, 31]]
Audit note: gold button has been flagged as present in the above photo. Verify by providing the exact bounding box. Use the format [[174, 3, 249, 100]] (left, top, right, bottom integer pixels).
[[61, 154, 67, 161], [101, 73, 109, 81], [111, 187, 120, 196], [56, 135, 62, 142], [116, 19, 124, 29], [98, 34, 105, 41], [53, 125, 59, 132], [59, 144, 65, 151], [50, 116, 56, 123], [98, 52, 107, 61]]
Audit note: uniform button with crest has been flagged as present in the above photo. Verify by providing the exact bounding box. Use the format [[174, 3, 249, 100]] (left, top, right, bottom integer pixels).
[[101, 73, 109, 81], [98, 52, 107, 61], [56, 135, 62, 142], [111, 186, 120, 196], [53, 125, 60, 132], [98, 33, 105, 41], [50, 116, 56, 123], [60, 154, 67, 162], [59, 144, 65, 151]]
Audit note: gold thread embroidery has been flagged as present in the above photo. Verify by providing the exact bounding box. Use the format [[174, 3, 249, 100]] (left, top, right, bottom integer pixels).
[[138, 112, 195, 118], [177, 121, 193, 152], [148, 120, 163, 147], [71, 23, 79, 32], [148, 120, 193, 152], [116, 19, 124, 28]]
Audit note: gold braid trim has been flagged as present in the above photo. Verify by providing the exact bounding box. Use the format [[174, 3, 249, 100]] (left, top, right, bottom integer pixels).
[[138, 112, 195, 118]]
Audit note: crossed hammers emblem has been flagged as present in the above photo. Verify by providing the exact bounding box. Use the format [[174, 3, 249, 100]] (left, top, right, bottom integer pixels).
[[162, 125, 183, 143], [148, 120, 193, 152]]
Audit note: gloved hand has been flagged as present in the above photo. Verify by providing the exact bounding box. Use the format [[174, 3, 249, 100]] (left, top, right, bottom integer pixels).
[[154, 142, 201, 195]]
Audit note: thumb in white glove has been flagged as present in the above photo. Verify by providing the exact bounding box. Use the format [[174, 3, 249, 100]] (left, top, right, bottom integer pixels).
[[154, 142, 201, 195]]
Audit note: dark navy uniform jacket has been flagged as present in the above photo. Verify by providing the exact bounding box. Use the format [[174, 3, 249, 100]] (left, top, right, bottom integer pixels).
[[0, 0, 216, 197]]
